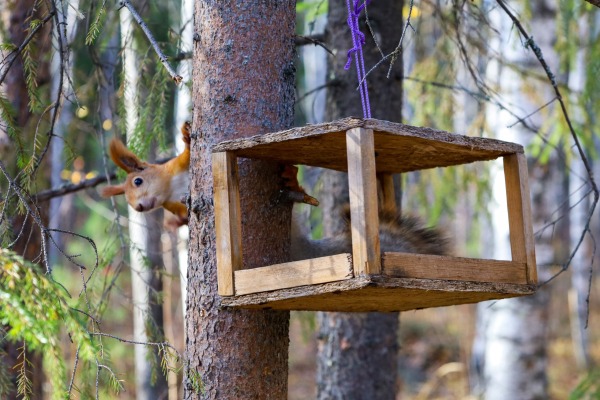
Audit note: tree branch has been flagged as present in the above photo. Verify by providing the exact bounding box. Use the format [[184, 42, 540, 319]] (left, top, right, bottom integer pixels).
[[119, 0, 183, 84], [585, 0, 599, 8], [294, 34, 333, 55], [496, 0, 600, 315], [32, 172, 115, 203]]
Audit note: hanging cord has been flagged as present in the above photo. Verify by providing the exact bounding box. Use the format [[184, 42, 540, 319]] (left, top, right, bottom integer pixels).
[[345, 0, 372, 118]]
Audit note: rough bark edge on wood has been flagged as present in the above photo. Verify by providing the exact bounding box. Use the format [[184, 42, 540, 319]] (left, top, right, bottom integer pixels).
[[212, 117, 524, 154], [220, 275, 536, 312]]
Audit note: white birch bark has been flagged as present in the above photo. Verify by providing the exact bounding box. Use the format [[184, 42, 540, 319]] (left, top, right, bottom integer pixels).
[[173, 0, 193, 322], [567, 12, 599, 370], [120, 8, 153, 399], [473, 0, 557, 398]]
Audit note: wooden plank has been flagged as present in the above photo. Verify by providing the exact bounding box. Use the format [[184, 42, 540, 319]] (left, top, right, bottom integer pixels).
[[212, 152, 243, 296], [234, 254, 354, 295], [382, 252, 528, 284], [503, 153, 537, 284], [211, 117, 524, 174], [221, 275, 536, 312], [378, 173, 397, 213], [346, 127, 381, 275]]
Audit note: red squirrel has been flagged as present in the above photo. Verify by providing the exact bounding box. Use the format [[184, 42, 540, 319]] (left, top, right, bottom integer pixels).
[[101, 122, 190, 226]]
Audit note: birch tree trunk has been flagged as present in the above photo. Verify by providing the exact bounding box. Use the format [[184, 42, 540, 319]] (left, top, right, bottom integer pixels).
[[173, 0, 193, 323], [472, 0, 557, 397], [184, 1, 296, 398], [316, 1, 403, 399], [567, 12, 599, 370], [120, 8, 168, 399]]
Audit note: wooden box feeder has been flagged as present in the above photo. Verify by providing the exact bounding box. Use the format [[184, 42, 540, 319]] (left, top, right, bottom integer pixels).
[[211, 117, 537, 312]]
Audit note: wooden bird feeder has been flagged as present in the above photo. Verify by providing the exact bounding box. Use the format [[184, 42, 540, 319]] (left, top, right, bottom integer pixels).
[[211, 117, 537, 312]]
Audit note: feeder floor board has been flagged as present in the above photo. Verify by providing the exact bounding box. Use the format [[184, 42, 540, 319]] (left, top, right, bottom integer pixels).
[[219, 275, 536, 312], [212, 117, 524, 173]]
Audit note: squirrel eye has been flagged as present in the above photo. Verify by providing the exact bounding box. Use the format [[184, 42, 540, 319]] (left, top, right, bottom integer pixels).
[[133, 177, 143, 187]]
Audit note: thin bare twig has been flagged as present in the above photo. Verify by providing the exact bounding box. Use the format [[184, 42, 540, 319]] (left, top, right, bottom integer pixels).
[[90, 332, 182, 359], [294, 34, 333, 56], [119, 0, 183, 84], [495, 0, 599, 327]]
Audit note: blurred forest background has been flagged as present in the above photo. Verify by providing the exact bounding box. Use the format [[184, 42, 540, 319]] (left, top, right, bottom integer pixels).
[[0, 0, 599, 399]]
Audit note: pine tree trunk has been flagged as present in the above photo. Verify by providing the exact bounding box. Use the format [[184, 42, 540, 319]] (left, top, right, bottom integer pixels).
[[1, 1, 51, 397], [184, 2, 296, 398], [316, 1, 403, 399]]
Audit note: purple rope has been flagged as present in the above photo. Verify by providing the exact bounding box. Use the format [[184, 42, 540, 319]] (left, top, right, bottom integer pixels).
[[345, 0, 372, 118]]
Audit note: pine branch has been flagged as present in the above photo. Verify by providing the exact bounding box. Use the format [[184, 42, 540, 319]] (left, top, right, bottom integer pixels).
[[0, 10, 55, 86], [119, 0, 183, 84]]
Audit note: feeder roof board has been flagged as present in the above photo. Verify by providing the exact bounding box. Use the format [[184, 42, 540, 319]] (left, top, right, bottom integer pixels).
[[212, 117, 524, 173]]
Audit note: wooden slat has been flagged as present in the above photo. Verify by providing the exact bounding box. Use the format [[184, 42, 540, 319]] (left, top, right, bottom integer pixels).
[[234, 254, 353, 295], [503, 153, 537, 284], [221, 275, 536, 312], [382, 252, 528, 284], [346, 127, 381, 275], [212, 117, 523, 174], [212, 152, 243, 296], [378, 173, 397, 213]]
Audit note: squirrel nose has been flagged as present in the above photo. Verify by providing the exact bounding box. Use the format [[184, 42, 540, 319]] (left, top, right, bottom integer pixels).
[[136, 197, 157, 212]]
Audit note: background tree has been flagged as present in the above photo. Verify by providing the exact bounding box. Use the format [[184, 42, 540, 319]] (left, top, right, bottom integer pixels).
[[315, 1, 404, 399], [184, 1, 296, 398]]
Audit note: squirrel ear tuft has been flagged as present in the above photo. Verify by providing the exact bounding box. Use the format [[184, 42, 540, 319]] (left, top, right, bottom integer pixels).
[[108, 138, 148, 173]]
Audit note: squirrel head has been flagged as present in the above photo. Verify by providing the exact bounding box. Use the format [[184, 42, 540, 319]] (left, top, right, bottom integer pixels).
[[101, 138, 173, 213]]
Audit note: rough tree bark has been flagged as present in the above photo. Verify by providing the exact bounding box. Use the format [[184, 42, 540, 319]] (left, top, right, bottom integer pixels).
[[1, 1, 51, 397], [184, 2, 296, 399], [316, 1, 404, 399]]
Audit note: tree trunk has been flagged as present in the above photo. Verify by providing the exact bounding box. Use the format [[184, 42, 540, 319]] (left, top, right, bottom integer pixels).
[[120, 7, 168, 399], [173, 0, 194, 325], [1, 1, 51, 397], [472, 0, 555, 398], [184, 1, 296, 399], [49, 0, 79, 267], [316, 1, 403, 399]]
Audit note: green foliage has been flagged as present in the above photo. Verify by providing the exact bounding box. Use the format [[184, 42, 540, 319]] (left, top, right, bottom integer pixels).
[[85, 1, 107, 46], [570, 369, 600, 399], [296, 0, 328, 22], [583, 26, 600, 151], [22, 24, 42, 113], [556, 0, 580, 75], [0, 249, 98, 397], [130, 62, 172, 157], [16, 346, 32, 399], [0, 93, 21, 158], [187, 365, 205, 396]]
